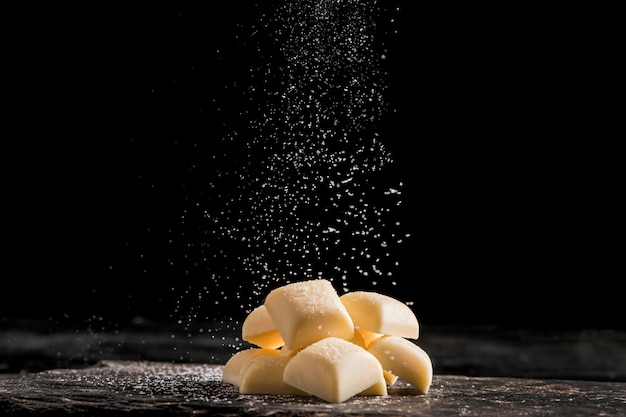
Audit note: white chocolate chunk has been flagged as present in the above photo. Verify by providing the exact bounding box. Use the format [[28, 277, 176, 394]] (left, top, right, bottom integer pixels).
[[349, 328, 383, 349], [222, 348, 280, 386], [367, 336, 433, 394], [359, 378, 388, 396], [383, 369, 399, 386], [229, 281, 434, 401], [340, 291, 419, 339], [350, 328, 384, 349], [242, 305, 284, 349], [279, 345, 298, 357], [239, 355, 310, 396], [348, 329, 368, 349], [264, 279, 354, 350], [360, 329, 384, 347], [283, 337, 386, 403]]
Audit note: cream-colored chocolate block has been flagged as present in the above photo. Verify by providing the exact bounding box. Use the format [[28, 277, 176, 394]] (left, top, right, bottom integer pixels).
[[360, 328, 384, 347], [283, 337, 386, 403], [340, 291, 419, 339], [349, 328, 383, 349], [383, 369, 399, 386], [242, 305, 284, 349], [339, 331, 397, 386], [358, 378, 388, 396], [279, 345, 298, 357], [264, 279, 354, 350], [367, 336, 433, 394], [348, 329, 368, 349], [222, 348, 280, 386], [239, 355, 310, 396]]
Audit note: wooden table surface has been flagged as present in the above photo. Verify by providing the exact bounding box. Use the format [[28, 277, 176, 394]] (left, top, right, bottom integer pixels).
[[1, 360, 624, 416], [1, 323, 625, 415]]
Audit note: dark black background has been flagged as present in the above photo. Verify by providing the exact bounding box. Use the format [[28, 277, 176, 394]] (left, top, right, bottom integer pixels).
[[4, 3, 622, 330]]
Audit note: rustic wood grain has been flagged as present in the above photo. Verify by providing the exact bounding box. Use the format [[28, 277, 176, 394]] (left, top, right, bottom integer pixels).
[[0, 360, 624, 416]]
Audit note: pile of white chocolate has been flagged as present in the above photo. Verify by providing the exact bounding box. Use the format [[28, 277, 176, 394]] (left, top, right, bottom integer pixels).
[[222, 279, 433, 403]]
